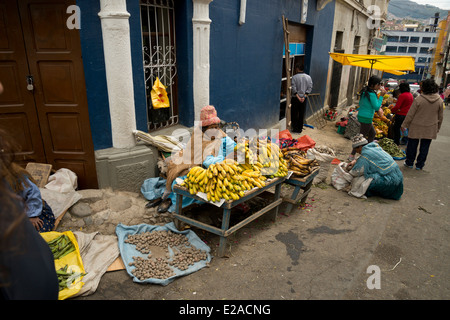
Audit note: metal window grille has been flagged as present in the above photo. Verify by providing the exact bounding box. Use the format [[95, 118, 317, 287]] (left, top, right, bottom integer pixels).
[[140, 0, 178, 131]]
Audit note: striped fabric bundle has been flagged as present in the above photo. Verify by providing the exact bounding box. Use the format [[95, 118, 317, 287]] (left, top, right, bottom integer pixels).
[[133, 130, 184, 153]]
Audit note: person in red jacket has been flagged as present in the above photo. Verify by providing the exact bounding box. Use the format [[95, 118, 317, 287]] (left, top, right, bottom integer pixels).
[[389, 82, 414, 145]]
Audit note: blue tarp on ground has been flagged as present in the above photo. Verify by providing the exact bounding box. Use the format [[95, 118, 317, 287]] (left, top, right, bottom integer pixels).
[[116, 222, 212, 286], [141, 176, 204, 213]]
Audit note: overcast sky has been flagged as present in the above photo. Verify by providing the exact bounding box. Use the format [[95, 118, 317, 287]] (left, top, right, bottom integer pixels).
[[409, 0, 450, 10]]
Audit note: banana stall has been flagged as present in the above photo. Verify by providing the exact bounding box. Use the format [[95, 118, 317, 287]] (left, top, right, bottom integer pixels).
[[172, 138, 320, 257]]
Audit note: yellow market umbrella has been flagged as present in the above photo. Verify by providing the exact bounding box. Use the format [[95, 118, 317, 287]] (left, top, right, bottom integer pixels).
[[329, 52, 415, 76], [382, 70, 406, 76]]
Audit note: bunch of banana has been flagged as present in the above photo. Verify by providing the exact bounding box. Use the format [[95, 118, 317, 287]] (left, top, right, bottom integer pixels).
[[252, 138, 288, 178], [373, 118, 388, 137], [180, 159, 267, 203], [234, 140, 255, 165], [238, 162, 266, 183], [180, 166, 208, 195], [283, 151, 319, 177]]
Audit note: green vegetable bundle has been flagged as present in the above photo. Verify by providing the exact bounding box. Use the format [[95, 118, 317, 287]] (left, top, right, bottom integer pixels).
[[57, 265, 86, 291], [47, 235, 75, 260], [378, 138, 405, 158]]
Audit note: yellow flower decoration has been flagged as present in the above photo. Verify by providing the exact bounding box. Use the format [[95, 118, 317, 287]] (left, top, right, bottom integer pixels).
[[150, 77, 170, 109]]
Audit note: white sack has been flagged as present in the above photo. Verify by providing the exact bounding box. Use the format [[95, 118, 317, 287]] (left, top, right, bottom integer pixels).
[[331, 162, 353, 191], [45, 168, 78, 193], [71, 231, 120, 297]]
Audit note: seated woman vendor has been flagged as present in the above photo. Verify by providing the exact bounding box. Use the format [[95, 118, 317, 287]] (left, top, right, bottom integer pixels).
[[347, 134, 404, 200], [156, 105, 236, 213], [5, 163, 56, 232]]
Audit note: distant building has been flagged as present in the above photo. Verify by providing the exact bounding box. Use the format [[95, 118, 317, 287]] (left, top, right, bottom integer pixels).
[[431, 11, 450, 87], [326, 0, 389, 108], [382, 27, 437, 81], [381, 13, 441, 82]]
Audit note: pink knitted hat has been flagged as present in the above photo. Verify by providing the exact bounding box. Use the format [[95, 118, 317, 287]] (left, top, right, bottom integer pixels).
[[200, 105, 221, 127]]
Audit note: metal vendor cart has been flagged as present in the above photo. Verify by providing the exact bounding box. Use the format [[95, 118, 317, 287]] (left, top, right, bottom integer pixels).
[[283, 167, 320, 213], [172, 176, 286, 257]]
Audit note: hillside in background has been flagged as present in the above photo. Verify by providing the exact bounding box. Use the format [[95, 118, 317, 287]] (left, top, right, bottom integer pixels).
[[388, 0, 447, 21]]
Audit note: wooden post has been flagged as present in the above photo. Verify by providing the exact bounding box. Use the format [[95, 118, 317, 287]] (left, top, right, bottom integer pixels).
[[282, 16, 292, 131]]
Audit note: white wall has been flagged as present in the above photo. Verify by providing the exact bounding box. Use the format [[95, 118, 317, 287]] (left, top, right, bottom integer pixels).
[[324, 0, 386, 108]]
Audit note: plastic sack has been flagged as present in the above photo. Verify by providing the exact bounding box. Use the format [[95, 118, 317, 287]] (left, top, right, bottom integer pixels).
[[331, 162, 353, 190], [40, 231, 86, 300], [348, 175, 373, 199], [141, 177, 167, 201], [45, 168, 78, 193], [344, 115, 360, 139], [293, 135, 316, 151], [277, 129, 293, 140], [401, 127, 408, 138], [307, 146, 336, 184]]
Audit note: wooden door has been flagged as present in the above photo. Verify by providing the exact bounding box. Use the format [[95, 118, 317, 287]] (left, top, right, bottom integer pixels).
[[0, 0, 46, 163], [0, 0, 98, 189], [329, 49, 344, 109]]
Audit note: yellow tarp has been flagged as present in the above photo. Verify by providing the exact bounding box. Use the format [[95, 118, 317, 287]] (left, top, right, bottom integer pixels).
[[41, 231, 85, 300], [329, 52, 415, 75]]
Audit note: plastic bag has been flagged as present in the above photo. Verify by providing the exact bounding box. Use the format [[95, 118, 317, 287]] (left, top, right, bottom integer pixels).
[[151, 77, 170, 109], [401, 127, 408, 138], [277, 129, 293, 140], [331, 162, 353, 190], [40, 231, 85, 300], [293, 135, 316, 151], [348, 175, 373, 199]]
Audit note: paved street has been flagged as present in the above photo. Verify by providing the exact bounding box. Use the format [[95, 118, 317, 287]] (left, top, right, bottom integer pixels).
[[76, 107, 450, 302]]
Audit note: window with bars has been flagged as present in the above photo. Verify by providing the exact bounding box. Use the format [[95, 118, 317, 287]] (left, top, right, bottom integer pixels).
[[140, 0, 178, 131]]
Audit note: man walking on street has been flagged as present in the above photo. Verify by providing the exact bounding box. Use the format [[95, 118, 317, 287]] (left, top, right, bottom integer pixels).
[[291, 64, 313, 134]]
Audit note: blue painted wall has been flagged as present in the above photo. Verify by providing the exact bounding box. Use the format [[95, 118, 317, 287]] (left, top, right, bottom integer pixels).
[[208, 0, 335, 131], [175, 1, 195, 128], [304, 0, 335, 118], [77, 0, 335, 148], [77, 0, 111, 150], [127, 0, 148, 134], [77, 0, 147, 151]]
